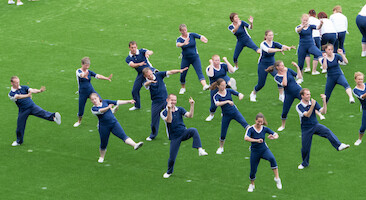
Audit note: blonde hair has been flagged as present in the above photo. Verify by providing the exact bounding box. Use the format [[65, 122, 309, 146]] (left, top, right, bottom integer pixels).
[[10, 76, 19, 82], [301, 14, 309, 20], [179, 24, 187, 31], [355, 71, 364, 80], [81, 57, 90, 65], [333, 5, 342, 13], [142, 67, 152, 75]]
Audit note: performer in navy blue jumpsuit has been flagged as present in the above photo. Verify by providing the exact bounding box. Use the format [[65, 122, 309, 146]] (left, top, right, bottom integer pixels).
[[353, 72, 366, 146]]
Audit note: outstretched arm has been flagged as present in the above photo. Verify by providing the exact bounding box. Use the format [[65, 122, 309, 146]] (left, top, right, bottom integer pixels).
[[200, 35, 208, 43], [145, 50, 153, 59], [117, 100, 135, 105], [28, 86, 46, 94], [167, 67, 188, 75], [96, 74, 113, 82]]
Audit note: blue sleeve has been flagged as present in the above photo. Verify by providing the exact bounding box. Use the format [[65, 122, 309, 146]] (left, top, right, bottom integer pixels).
[[89, 70, 97, 78], [336, 54, 343, 62], [242, 20, 249, 28], [91, 106, 102, 115], [160, 109, 168, 121], [222, 63, 228, 72], [180, 107, 187, 116], [296, 103, 306, 117], [228, 24, 234, 32], [273, 42, 283, 49], [314, 102, 321, 111], [157, 71, 167, 79], [245, 127, 253, 138], [265, 127, 275, 135], [353, 87, 364, 99], [310, 25, 317, 30], [125, 56, 132, 64], [274, 75, 284, 86], [289, 68, 297, 77], [191, 33, 201, 39], [140, 48, 147, 56], [104, 100, 117, 105], [214, 94, 220, 103], [229, 89, 239, 96], [23, 85, 30, 93], [176, 37, 184, 43]]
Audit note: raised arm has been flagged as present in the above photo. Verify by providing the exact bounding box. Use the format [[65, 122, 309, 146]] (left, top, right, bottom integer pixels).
[[248, 16, 254, 29], [145, 50, 153, 59], [185, 97, 195, 118], [98, 104, 114, 114], [206, 61, 214, 77], [292, 62, 303, 80], [321, 53, 328, 70], [215, 100, 234, 107], [303, 99, 316, 117], [319, 94, 327, 114], [337, 49, 348, 64], [223, 57, 235, 73], [129, 61, 147, 68], [96, 74, 113, 82], [166, 105, 173, 123], [15, 91, 32, 99], [282, 45, 296, 51]]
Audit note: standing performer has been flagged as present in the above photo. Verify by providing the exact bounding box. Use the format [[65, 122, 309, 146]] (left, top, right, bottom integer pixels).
[[228, 13, 260, 70], [356, 4, 366, 57], [318, 12, 337, 47], [267, 61, 303, 131], [176, 24, 209, 94], [90, 93, 143, 163], [296, 88, 350, 170], [304, 9, 322, 74], [161, 94, 208, 178], [296, 14, 323, 75], [330, 5, 348, 64], [125, 41, 157, 111], [353, 72, 366, 146], [205, 55, 236, 121], [8, 76, 61, 146], [244, 113, 282, 192], [321, 44, 354, 103], [74, 57, 112, 127], [142, 67, 188, 141], [211, 78, 249, 154], [249, 30, 295, 102]]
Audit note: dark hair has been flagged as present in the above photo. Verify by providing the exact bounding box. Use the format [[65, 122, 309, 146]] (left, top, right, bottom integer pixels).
[[309, 9, 316, 17], [265, 60, 283, 73], [10, 76, 18, 82], [129, 41, 137, 47], [264, 30, 273, 40], [142, 67, 152, 75], [209, 78, 226, 90], [229, 13, 238, 22], [300, 88, 310, 96], [321, 43, 334, 51], [256, 112, 268, 125], [317, 12, 327, 19]]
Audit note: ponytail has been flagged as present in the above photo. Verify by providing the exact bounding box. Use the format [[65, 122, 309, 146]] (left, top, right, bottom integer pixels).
[[209, 78, 226, 90]]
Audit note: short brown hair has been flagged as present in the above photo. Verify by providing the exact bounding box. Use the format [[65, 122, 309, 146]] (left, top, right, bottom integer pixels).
[[179, 24, 187, 31], [142, 67, 152, 75], [317, 12, 328, 19], [309, 9, 316, 17], [81, 57, 90, 65], [300, 88, 310, 96], [229, 13, 237, 22], [10, 76, 19, 82], [333, 5, 342, 13]]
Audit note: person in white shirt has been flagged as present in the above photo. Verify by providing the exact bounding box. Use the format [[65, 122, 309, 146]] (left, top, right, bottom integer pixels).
[[356, 4, 366, 57], [330, 5, 348, 64], [318, 12, 337, 48], [305, 9, 322, 75]]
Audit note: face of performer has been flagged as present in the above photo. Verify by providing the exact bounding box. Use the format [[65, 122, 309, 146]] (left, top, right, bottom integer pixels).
[[90, 94, 101, 106], [301, 90, 311, 102], [167, 94, 177, 107], [81, 63, 90, 70], [276, 61, 285, 72], [355, 74, 364, 86], [233, 14, 240, 23], [265, 31, 274, 41], [255, 117, 264, 126], [144, 69, 154, 81], [212, 55, 220, 68], [218, 80, 226, 92], [129, 43, 138, 55], [11, 77, 20, 89], [325, 45, 334, 56], [180, 26, 188, 36], [301, 15, 309, 26]]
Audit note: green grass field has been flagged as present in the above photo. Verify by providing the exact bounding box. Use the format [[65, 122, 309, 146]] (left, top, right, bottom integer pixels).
[[1, 0, 366, 199]]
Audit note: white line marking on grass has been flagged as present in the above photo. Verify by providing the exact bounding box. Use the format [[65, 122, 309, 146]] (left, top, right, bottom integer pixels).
[[245, 157, 249, 159], [89, 130, 93, 132], [49, 44, 54, 46], [272, 195, 277, 198], [146, 110, 151, 112], [129, 80, 132, 82], [228, 48, 232, 50], [186, 180, 192, 182], [349, 115, 354, 118], [163, 143, 168, 145], [6, 87, 10, 89], [60, 70, 65, 72], [42, 187, 47, 190], [105, 164, 111, 167], [36, 20, 41, 23], [74, 98, 78, 100], [28, 149, 33, 152], [100, 29, 104, 31]]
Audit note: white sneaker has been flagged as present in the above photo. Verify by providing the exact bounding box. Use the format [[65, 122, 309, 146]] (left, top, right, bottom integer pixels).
[[279, 94, 284, 102], [73, 121, 81, 127], [199, 149, 208, 156], [98, 157, 104, 163], [322, 69, 327, 74], [362, 51, 366, 57], [205, 114, 214, 121], [111, 105, 119, 114], [134, 142, 143, 150], [54, 112, 61, 125], [129, 106, 139, 111], [304, 68, 311, 73], [298, 164, 305, 170], [146, 137, 152, 141], [250, 91, 256, 102], [319, 114, 325, 120], [230, 78, 237, 91], [11, 141, 20, 146], [8, 0, 15, 4], [203, 85, 210, 91], [233, 66, 239, 72], [179, 88, 186, 94], [247, 184, 255, 192], [338, 143, 350, 151], [274, 177, 282, 189], [163, 173, 171, 178], [277, 126, 285, 131], [339, 61, 347, 66], [312, 71, 320, 75], [354, 139, 362, 146], [349, 96, 355, 104], [16, 1, 23, 5], [296, 78, 303, 84], [216, 147, 224, 154]]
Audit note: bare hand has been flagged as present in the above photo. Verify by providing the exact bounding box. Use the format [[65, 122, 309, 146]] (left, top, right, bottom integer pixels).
[[223, 57, 228, 61], [108, 74, 113, 82], [291, 61, 298, 67], [209, 59, 213, 64], [337, 49, 344, 54], [184, 37, 190, 45], [311, 98, 316, 105], [257, 138, 263, 143], [27, 91, 32, 97], [238, 93, 244, 100], [40, 86, 46, 92], [167, 101, 172, 109], [181, 67, 189, 73], [227, 100, 234, 106], [320, 94, 326, 99], [320, 19, 324, 25], [322, 52, 327, 58], [139, 62, 147, 66], [189, 97, 195, 105], [130, 100, 136, 104], [83, 71, 89, 79], [108, 104, 114, 109], [268, 135, 275, 140], [248, 16, 253, 23]]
